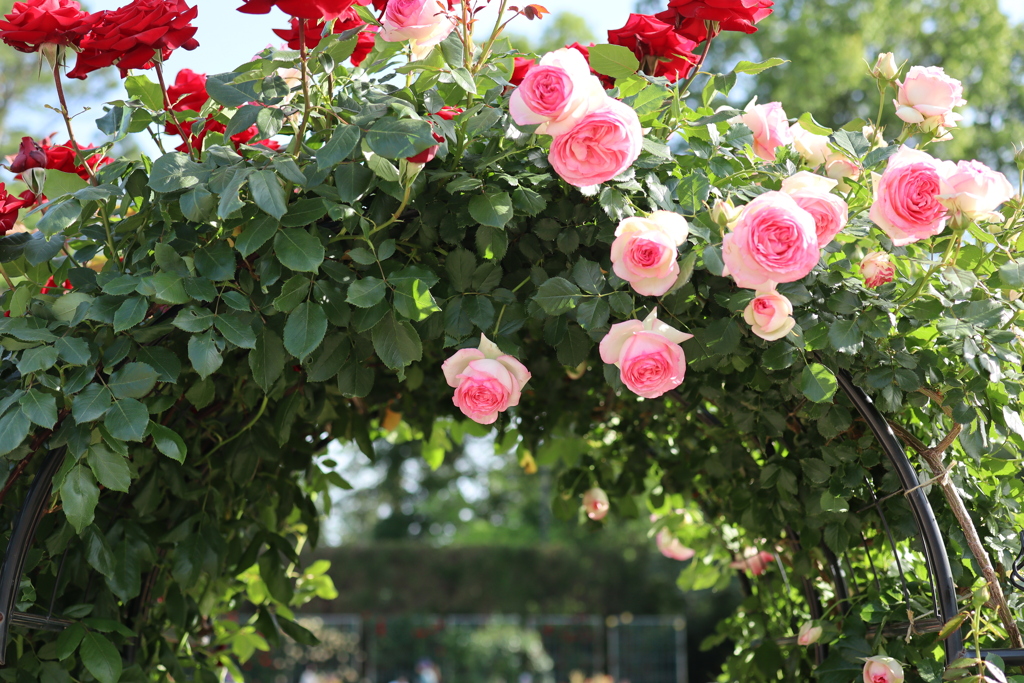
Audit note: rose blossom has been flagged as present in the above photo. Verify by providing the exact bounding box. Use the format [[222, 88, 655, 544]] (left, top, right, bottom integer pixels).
[[781, 171, 849, 247], [510, 56, 535, 86], [730, 549, 775, 575], [406, 131, 444, 164], [582, 487, 610, 520], [442, 334, 531, 425], [743, 289, 795, 341], [790, 122, 830, 167], [825, 153, 861, 190], [67, 0, 200, 80], [734, 100, 792, 162], [655, 0, 773, 43], [548, 98, 642, 187], [862, 656, 904, 683], [509, 48, 608, 136], [0, 184, 32, 235], [860, 251, 895, 288], [872, 52, 898, 80], [610, 211, 690, 296], [0, 0, 91, 53], [869, 146, 955, 246], [721, 191, 819, 289], [350, 25, 377, 66], [657, 529, 695, 561], [7, 137, 47, 174], [166, 68, 208, 112], [797, 622, 823, 646], [599, 308, 693, 399], [237, 0, 357, 19], [894, 65, 965, 132], [379, 0, 456, 60], [938, 159, 1014, 224], [607, 13, 699, 83]]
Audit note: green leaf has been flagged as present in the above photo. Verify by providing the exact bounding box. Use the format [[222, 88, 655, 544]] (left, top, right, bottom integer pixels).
[[87, 444, 131, 492], [73, 384, 112, 423], [148, 152, 205, 193], [284, 302, 328, 360], [828, 319, 863, 354], [394, 279, 440, 321], [282, 197, 329, 228], [274, 229, 325, 272], [56, 623, 85, 661], [148, 422, 187, 464], [42, 170, 89, 200], [104, 398, 149, 442], [55, 336, 91, 366], [556, 325, 594, 366], [80, 631, 122, 683], [21, 388, 57, 429], [38, 199, 82, 236], [365, 116, 437, 159], [206, 72, 255, 107], [999, 259, 1024, 288], [335, 163, 374, 202], [188, 330, 223, 379], [534, 277, 582, 314], [450, 66, 477, 94], [305, 333, 350, 382], [250, 329, 286, 392], [17, 345, 58, 374], [446, 248, 476, 293], [346, 277, 387, 308], [469, 191, 514, 228], [60, 464, 99, 533], [338, 357, 374, 398], [250, 169, 287, 219], [587, 44, 640, 79], [677, 171, 710, 215], [0, 408, 30, 456], [371, 311, 423, 370], [195, 241, 237, 281], [214, 313, 257, 349], [148, 273, 190, 304], [235, 214, 280, 258], [108, 362, 158, 399], [113, 296, 148, 333], [801, 363, 838, 403], [572, 258, 605, 295], [125, 74, 164, 110], [732, 58, 788, 75], [317, 123, 361, 169], [797, 112, 832, 136]]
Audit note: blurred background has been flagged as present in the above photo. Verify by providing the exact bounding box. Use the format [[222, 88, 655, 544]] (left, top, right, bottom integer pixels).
[[3, 0, 1022, 681]]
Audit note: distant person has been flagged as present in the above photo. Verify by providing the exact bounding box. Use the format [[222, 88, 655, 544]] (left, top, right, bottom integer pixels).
[[299, 664, 321, 683], [415, 658, 440, 683]]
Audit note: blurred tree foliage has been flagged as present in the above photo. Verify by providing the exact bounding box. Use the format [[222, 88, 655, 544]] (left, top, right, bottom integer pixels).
[[636, 0, 1024, 172], [506, 12, 596, 55]]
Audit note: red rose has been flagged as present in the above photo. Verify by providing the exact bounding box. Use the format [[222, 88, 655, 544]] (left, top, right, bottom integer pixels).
[[237, 0, 356, 20], [273, 9, 366, 50], [510, 56, 535, 86], [435, 106, 463, 120], [406, 131, 444, 164], [608, 14, 699, 83], [67, 0, 199, 80], [166, 68, 208, 112], [40, 137, 113, 179], [0, 0, 92, 53], [350, 26, 377, 66], [656, 0, 772, 42], [8, 136, 47, 173], [0, 183, 30, 235]]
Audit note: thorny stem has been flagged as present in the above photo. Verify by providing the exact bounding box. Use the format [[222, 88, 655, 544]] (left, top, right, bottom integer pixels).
[[473, 0, 512, 76], [155, 61, 193, 160], [52, 60, 94, 181], [894, 227, 962, 313], [369, 182, 413, 236], [675, 23, 716, 97], [204, 396, 269, 459], [0, 262, 14, 291], [291, 22, 313, 158]]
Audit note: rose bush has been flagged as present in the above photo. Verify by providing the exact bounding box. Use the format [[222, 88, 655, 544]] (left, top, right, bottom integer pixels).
[[0, 0, 1022, 681]]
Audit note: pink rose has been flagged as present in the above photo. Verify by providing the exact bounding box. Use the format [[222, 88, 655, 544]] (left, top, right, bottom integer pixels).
[[548, 97, 642, 187], [790, 122, 829, 167], [825, 153, 861, 191], [860, 251, 895, 288], [599, 308, 693, 399], [729, 549, 775, 576], [582, 487, 609, 520], [656, 528, 695, 561], [862, 656, 904, 683], [938, 159, 1014, 225], [781, 171, 849, 247], [734, 100, 791, 162], [869, 146, 955, 246], [379, 0, 456, 59], [742, 289, 795, 341], [442, 334, 531, 424], [509, 47, 608, 136], [797, 622, 822, 646], [894, 65, 965, 132], [610, 211, 690, 296], [721, 191, 819, 289]]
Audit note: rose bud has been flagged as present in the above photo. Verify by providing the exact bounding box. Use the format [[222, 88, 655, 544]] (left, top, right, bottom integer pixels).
[[860, 251, 895, 288], [743, 289, 796, 341], [872, 52, 898, 80], [797, 621, 823, 646], [8, 137, 47, 173], [441, 333, 531, 425], [729, 549, 775, 576], [582, 487, 610, 521], [894, 65, 965, 132], [711, 198, 742, 228], [406, 131, 445, 164], [862, 656, 904, 683], [656, 529, 695, 561]]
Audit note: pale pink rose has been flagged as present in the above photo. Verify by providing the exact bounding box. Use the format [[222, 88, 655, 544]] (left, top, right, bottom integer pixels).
[[938, 159, 1014, 224], [582, 487, 609, 520], [869, 146, 955, 246], [442, 334, 531, 424], [790, 122, 830, 167], [509, 48, 608, 137], [656, 529, 695, 561], [743, 289, 795, 341], [721, 191, 819, 290], [729, 549, 775, 576], [894, 65, 965, 132], [548, 98, 642, 187], [781, 171, 849, 247], [860, 251, 895, 288], [797, 622, 823, 646], [380, 0, 457, 60], [599, 308, 693, 399], [862, 656, 904, 683], [735, 100, 792, 162], [610, 211, 690, 296], [872, 52, 898, 80], [825, 153, 862, 191]]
